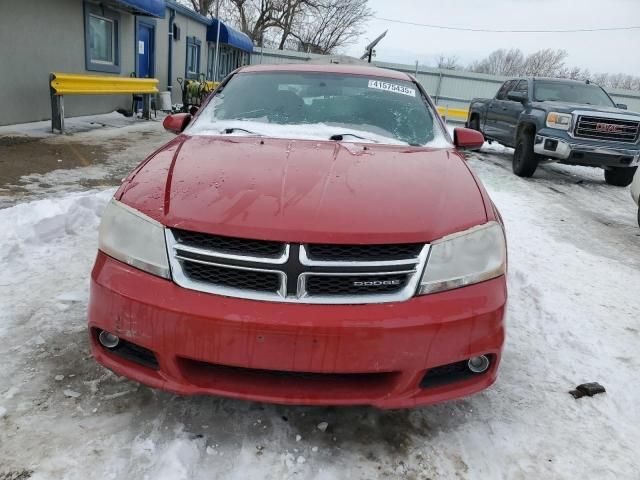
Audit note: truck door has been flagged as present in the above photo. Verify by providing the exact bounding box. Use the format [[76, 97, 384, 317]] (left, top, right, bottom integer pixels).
[[484, 80, 515, 140], [499, 79, 528, 146]]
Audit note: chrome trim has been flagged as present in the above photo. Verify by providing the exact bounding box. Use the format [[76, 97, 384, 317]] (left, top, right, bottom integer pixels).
[[299, 244, 419, 267], [173, 254, 288, 298], [568, 110, 640, 143], [571, 109, 640, 123], [165, 229, 431, 304], [296, 269, 419, 305], [534, 135, 640, 165], [173, 241, 290, 265]]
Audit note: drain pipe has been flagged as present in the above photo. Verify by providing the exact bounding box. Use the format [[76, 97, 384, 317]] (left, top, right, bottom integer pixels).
[[167, 8, 176, 94]]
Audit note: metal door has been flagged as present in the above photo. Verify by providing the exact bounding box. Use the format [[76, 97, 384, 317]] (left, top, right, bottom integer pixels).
[[136, 21, 155, 78]]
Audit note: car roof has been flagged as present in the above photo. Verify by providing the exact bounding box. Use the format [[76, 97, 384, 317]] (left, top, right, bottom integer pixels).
[[510, 77, 590, 85], [239, 63, 412, 81]]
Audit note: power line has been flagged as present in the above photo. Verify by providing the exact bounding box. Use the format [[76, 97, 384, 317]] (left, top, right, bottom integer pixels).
[[372, 16, 640, 33]]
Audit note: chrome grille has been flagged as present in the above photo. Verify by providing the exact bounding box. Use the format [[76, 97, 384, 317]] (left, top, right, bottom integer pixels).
[[574, 115, 640, 143], [306, 243, 423, 261], [166, 229, 429, 304], [172, 228, 285, 258], [304, 273, 410, 296], [181, 260, 281, 293]]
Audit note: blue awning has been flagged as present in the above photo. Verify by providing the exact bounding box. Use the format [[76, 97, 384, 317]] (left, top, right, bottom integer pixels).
[[111, 0, 165, 17], [207, 19, 253, 53]]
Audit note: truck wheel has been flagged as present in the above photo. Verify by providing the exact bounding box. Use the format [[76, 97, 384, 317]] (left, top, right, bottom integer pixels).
[[512, 132, 539, 177], [604, 166, 637, 187]]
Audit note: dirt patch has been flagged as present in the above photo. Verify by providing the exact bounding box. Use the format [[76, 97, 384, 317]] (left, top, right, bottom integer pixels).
[[0, 138, 109, 187]]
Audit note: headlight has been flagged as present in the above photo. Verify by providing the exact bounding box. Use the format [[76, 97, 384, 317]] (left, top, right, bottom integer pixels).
[[546, 112, 572, 130], [418, 222, 506, 295], [98, 199, 170, 278]]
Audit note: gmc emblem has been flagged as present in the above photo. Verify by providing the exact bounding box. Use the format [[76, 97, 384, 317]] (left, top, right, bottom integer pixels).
[[353, 280, 401, 287], [595, 123, 621, 133]]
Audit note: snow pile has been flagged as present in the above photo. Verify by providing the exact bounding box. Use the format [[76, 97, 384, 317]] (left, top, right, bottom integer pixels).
[[0, 188, 115, 338], [0, 111, 148, 139]]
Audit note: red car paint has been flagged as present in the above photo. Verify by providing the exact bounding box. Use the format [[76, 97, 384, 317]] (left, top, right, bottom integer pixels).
[[88, 64, 506, 408]]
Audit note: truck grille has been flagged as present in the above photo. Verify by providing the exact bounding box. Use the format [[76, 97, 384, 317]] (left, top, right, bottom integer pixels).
[[166, 229, 429, 304], [574, 115, 640, 143]]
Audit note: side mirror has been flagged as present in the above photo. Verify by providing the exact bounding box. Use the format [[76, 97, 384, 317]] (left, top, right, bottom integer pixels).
[[507, 91, 528, 103], [453, 127, 484, 151], [162, 113, 191, 134], [616, 103, 628, 110]]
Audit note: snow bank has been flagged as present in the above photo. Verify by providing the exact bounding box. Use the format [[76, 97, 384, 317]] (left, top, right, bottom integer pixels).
[[0, 188, 115, 337], [0, 112, 145, 139]]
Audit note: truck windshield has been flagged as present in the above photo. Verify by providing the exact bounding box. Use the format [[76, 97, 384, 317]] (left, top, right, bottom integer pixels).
[[189, 71, 449, 147], [533, 81, 615, 107]]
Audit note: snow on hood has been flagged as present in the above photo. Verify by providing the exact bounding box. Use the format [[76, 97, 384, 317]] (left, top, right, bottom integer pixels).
[[187, 120, 453, 149]]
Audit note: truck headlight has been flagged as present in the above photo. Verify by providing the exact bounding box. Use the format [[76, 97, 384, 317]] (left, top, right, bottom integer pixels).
[[98, 199, 170, 278], [418, 222, 506, 295], [546, 112, 572, 130]]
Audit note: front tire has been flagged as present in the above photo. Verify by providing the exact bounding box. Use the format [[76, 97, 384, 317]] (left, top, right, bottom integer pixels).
[[512, 132, 539, 177], [468, 115, 480, 131], [604, 166, 637, 187]]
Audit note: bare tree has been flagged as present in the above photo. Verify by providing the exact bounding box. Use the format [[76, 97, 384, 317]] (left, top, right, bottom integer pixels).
[[291, 0, 372, 54], [521, 49, 567, 77], [435, 55, 460, 70], [469, 48, 524, 76], [185, 0, 216, 14]]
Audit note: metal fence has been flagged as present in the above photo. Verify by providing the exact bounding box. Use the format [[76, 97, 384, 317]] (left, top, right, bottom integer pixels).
[[251, 47, 640, 115]]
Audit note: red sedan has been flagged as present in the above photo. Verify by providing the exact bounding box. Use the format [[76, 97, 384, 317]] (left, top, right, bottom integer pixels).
[[88, 64, 507, 409]]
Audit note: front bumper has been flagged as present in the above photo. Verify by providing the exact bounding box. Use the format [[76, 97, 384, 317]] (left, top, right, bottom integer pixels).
[[88, 252, 506, 409], [534, 129, 640, 167]]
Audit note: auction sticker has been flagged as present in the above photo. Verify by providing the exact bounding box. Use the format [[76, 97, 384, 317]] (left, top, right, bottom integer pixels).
[[368, 79, 416, 97]]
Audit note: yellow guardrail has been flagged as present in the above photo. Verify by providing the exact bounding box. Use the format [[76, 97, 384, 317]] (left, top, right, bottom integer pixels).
[[49, 72, 160, 133], [50, 73, 159, 95], [436, 106, 469, 121], [204, 81, 220, 91]]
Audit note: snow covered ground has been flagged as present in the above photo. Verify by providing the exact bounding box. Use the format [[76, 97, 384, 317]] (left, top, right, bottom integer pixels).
[[1, 122, 639, 479]]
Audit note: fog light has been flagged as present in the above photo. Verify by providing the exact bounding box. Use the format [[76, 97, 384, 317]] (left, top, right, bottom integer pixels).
[[544, 139, 558, 151], [467, 355, 490, 373], [98, 330, 120, 349]]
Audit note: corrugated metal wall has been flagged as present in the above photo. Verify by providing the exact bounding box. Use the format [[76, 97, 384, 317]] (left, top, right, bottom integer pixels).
[[251, 48, 640, 113]]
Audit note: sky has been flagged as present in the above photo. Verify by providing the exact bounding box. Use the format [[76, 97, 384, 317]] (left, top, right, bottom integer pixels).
[[343, 0, 640, 76]]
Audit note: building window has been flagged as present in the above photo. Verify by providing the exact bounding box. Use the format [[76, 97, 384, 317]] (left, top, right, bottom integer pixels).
[[90, 15, 115, 64], [84, 3, 120, 73], [186, 36, 201, 79]]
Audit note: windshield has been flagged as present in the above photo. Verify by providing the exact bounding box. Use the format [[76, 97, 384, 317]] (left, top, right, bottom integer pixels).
[[533, 81, 615, 107], [188, 71, 449, 147]]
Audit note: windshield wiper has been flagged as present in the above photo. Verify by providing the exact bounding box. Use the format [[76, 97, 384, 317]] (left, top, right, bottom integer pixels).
[[329, 133, 378, 143], [221, 127, 263, 136]]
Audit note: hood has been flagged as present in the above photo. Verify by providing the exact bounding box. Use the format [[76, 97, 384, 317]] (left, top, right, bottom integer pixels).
[[533, 101, 640, 116], [118, 136, 488, 244]]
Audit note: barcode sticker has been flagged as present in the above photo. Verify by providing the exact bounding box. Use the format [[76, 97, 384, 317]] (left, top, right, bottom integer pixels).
[[368, 80, 416, 97]]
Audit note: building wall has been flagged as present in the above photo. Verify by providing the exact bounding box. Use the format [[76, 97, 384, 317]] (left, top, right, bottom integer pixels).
[[0, 0, 135, 126], [0, 0, 210, 126], [158, 12, 209, 104]]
